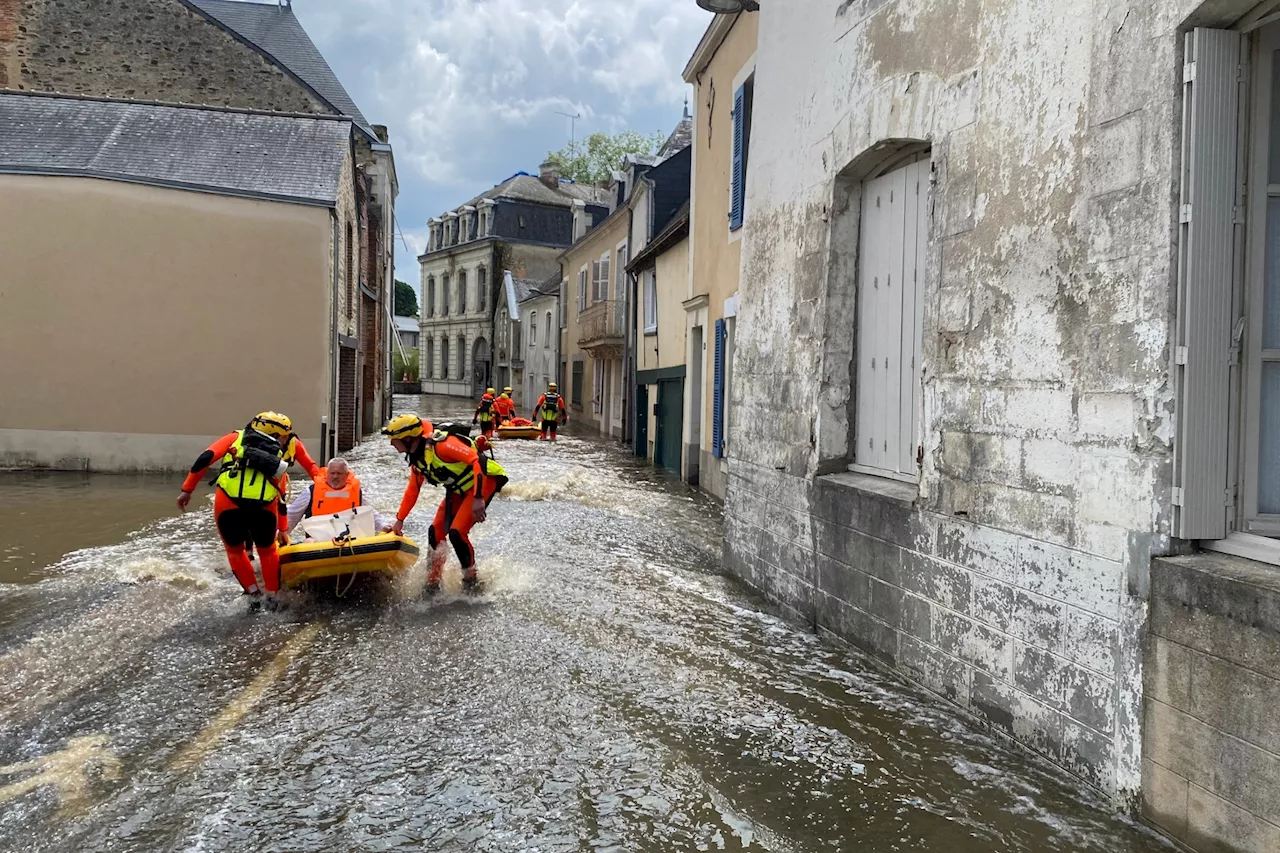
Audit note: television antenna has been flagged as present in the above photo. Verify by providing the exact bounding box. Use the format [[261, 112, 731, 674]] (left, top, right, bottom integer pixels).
[[554, 110, 582, 150]]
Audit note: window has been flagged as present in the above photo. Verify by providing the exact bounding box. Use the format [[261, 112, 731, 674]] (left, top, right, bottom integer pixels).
[[425, 338, 434, 380], [545, 312, 552, 347], [643, 270, 658, 334], [577, 268, 588, 312], [530, 315, 537, 348], [571, 360, 584, 406], [513, 319, 522, 354], [730, 73, 755, 231], [592, 252, 611, 302], [615, 243, 628, 300], [426, 276, 435, 318], [459, 270, 468, 315], [441, 273, 450, 316], [852, 153, 929, 481], [457, 335, 466, 379], [441, 337, 449, 380], [478, 267, 488, 312], [561, 280, 568, 328]]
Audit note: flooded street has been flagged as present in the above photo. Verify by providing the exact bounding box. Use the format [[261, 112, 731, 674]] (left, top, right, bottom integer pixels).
[[0, 396, 1173, 852]]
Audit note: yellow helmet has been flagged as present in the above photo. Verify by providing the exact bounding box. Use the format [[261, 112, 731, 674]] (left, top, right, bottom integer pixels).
[[249, 411, 292, 438], [548, 382, 558, 391], [503, 387, 512, 394], [486, 387, 496, 396], [382, 413, 428, 440]]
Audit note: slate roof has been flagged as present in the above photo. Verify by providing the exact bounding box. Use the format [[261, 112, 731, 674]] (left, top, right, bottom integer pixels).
[[502, 271, 540, 320], [395, 316, 419, 334], [657, 113, 693, 160], [453, 173, 612, 214], [0, 92, 351, 206], [186, 0, 374, 137]]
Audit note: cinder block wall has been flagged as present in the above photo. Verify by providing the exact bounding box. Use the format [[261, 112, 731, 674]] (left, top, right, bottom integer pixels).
[[1142, 555, 1280, 853]]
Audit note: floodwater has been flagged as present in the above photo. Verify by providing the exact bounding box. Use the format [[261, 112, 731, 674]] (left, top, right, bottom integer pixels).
[[0, 396, 1174, 852]]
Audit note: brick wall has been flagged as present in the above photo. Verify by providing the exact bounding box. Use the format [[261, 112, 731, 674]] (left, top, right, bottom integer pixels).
[[338, 346, 356, 451], [1, 0, 329, 114], [1143, 555, 1280, 853]]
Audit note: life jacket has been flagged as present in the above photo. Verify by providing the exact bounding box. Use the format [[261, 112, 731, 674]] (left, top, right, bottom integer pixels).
[[409, 434, 507, 493], [494, 395, 514, 418], [540, 392, 562, 419], [476, 397, 495, 422], [308, 468, 362, 517], [216, 429, 285, 503]]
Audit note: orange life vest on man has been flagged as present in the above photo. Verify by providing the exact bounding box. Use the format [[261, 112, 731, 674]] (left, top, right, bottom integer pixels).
[[308, 468, 362, 517]]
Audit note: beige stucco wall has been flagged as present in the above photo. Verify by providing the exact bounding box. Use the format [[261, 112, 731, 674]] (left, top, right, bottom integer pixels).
[[687, 12, 758, 498], [561, 210, 629, 433], [0, 175, 333, 471]]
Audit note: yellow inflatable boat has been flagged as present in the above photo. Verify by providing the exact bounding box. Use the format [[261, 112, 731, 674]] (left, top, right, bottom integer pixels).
[[496, 423, 542, 440], [279, 533, 420, 589]]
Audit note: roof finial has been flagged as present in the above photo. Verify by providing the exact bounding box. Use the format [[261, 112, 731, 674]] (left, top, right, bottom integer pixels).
[[683, 95, 690, 120]]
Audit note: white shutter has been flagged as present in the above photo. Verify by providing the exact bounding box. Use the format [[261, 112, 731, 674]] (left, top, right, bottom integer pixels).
[[898, 158, 928, 476], [1174, 28, 1243, 539]]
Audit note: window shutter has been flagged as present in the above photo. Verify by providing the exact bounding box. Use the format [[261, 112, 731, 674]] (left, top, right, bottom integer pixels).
[[713, 319, 726, 458], [578, 269, 587, 311], [1174, 28, 1242, 540], [601, 254, 611, 301], [591, 260, 601, 301], [730, 85, 746, 230]]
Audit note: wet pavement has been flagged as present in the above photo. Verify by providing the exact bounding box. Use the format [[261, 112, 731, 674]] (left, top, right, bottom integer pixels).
[[0, 396, 1175, 852]]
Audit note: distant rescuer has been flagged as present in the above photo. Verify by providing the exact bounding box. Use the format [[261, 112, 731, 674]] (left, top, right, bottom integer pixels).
[[493, 386, 516, 422], [474, 387, 498, 438], [381, 414, 508, 595], [532, 381, 567, 440], [176, 412, 321, 611]]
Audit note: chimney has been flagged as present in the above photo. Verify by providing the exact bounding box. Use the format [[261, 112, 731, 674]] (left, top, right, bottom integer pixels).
[[373, 124, 389, 144], [539, 159, 562, 190], [571, 200, 588, 241]]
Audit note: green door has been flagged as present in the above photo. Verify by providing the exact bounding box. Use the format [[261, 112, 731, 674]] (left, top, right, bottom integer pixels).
[[654, 379, 684, 475]]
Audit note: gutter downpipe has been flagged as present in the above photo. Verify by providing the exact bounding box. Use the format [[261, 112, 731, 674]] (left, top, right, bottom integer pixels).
[[329, 209, 341, 465], [624, 205, 636, 453]]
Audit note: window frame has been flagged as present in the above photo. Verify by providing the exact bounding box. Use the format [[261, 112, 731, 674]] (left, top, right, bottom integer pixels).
[[643, 269, 658, 335], [457, 334, 466, 380], [459, 269, 468, 315], [441, 273, 450, 316], [426, 276, 435, 318]]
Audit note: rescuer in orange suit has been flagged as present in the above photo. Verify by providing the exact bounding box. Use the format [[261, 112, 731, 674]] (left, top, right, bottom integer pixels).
[[493, 387, 516, 422], [382, 414, 508, 595], [474, 387, 498, 438], [532, 381, 568, 440], [176, 412, 321, 611]]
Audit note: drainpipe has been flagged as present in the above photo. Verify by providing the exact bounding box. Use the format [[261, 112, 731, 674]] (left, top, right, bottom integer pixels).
[[624, 205, 636, 451], [329, 209, 341, 464]]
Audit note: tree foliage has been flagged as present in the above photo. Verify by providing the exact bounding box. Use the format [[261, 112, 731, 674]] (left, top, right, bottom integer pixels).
[[547, 130, 666, 185], [393, 347, 419, 382], [394, 280, 418, 317]]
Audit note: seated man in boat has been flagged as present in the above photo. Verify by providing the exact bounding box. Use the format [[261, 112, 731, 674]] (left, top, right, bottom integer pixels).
[[285, 457, 385, 539], [381, 414, 508, 595]]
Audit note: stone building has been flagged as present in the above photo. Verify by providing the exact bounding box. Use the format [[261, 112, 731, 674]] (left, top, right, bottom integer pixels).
[[418, 163, 609, 399], [0, 0, 397, 453], [0, 93, 352, 469], [493, 272, 559, 410], [717, 1, 1280, 848]]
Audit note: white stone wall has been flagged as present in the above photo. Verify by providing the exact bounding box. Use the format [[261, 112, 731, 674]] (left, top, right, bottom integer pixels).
[[722, 0, 1209, 805], [418, 242, 492, 398]]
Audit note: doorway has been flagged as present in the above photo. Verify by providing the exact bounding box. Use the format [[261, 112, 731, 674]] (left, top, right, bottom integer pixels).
[[655, 378, 684, 475], [635, 385, 649, 457]]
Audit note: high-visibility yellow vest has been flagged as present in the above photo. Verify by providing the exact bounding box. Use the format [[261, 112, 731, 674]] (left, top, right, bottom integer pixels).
[[216, 430, 284, 503]]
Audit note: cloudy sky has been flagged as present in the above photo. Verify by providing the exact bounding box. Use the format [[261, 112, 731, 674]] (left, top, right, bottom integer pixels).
[[287, 0, 713, 298]]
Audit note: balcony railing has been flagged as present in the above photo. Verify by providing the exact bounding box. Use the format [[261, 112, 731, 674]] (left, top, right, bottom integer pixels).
[[578, 299, 625, 348]]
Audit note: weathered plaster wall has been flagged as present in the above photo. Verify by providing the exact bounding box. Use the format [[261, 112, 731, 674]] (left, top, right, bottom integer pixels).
[[0, 0, 329, 114], [724, 0, 1193, 803]]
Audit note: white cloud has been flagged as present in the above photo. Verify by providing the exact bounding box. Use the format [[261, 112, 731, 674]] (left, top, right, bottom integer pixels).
[[289, 0, 711, 278]]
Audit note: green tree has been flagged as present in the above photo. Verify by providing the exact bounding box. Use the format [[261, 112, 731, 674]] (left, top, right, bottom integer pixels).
[[547, 130, 666, 185], [394, 347, 419, 382], [394, 280, 418, 317]]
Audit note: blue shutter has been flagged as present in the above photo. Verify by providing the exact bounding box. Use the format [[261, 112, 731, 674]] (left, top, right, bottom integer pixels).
[[712, 319, 726, 458], [729, 85, 745, 231]]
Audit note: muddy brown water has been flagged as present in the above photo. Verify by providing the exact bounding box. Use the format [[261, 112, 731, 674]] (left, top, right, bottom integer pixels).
[[0, 396, 1174, 852]]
